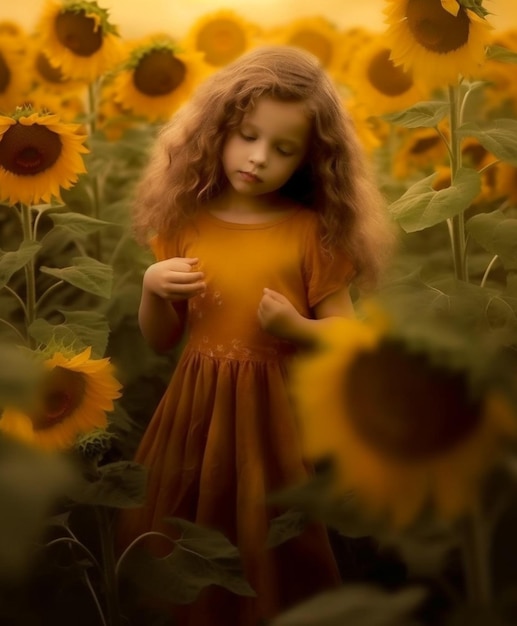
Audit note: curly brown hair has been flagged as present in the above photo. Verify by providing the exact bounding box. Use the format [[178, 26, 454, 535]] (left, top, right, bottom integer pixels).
[[132, 45, 395, 288]]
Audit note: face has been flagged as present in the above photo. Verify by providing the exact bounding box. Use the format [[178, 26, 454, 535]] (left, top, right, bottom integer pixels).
[[221, 97, 311, 199]]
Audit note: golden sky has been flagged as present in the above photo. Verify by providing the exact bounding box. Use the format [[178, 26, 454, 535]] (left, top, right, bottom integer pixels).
[[1, 0, 515, 38]]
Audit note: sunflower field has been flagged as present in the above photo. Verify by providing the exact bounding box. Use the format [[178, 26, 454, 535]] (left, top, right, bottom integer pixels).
[[1, 0, 517, 625]]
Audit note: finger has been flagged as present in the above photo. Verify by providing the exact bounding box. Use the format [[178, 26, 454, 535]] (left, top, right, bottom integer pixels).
[[263, 288, 284, 301], [164, 282, 205, 297], [168, 271, 204, 284]]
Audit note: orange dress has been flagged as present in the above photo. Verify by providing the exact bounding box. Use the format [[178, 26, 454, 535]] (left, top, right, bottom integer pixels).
[[119, 208, 355, 626]]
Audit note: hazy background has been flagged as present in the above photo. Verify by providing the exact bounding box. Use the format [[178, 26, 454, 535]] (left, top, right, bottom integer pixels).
[[1, 0, 515, 38]]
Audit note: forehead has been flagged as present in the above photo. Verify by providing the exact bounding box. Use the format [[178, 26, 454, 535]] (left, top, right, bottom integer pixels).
[[242, 97, 310, 140]]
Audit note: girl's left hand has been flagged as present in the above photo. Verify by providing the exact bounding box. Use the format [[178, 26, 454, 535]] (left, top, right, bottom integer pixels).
[[258, 288, 301, 339]]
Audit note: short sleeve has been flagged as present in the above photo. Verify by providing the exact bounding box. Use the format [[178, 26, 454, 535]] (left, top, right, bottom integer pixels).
[[148, 233, 179, 261], [303, 224, 356, 308]]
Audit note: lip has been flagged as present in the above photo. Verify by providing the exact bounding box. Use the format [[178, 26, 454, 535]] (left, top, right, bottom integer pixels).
[[238, 170, 261, 183]]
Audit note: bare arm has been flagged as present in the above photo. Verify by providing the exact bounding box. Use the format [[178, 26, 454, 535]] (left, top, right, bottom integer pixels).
[[257, 285, 354, 347], [139, 257, 206, 352]]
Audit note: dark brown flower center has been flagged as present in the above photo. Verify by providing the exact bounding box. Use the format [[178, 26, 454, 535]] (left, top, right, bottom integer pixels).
[[0, 123, 62, 176], [0, 51, 11, 94], [36, 51, 68, 84], [196, 19, 246, 65], [32, 367, 86, 431], [289, 31, 333, 67], [345, 340, 482, 461], [133, 50, 186, 96], [367, 48, 414, 96], [54, 10, 102, 57], [462, 142, 487, 167], [410, 135, 441, 155], [406, 0, 470, 53]]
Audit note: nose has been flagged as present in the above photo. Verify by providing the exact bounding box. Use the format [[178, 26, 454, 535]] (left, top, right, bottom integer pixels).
[[249, 142, 267, 167]]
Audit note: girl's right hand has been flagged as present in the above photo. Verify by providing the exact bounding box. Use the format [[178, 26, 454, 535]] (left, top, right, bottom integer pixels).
[[143, 257, 206, 302]]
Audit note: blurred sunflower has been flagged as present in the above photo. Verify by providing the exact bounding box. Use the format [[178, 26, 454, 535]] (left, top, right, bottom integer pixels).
[[270, 16, 340, 71], [0, 21, 26, 39], [345, 97, 388, 154], [27, 37, 87, 95], [112, 37, 206, 122], [494, 162, 517, 206], [333, 27, 374, 85], [384, 0, 492, 87], [182, 10, 259, 68], [479, 30, 517, 116], [0, 108, 88, 206], [97, 82, 138, 140], [291, 317, 517, 527], [0, 347, 122, 451], [346, 38, 428, 116], [36, 0, 122, 82], [0, 35, 31, 114], [392, 126, 449, 179]]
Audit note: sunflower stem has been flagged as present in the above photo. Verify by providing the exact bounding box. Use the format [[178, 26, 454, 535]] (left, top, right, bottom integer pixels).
[[460, 507, 492, 607], [448, 85, 467, 282], [20, 204, 37, 346], [87, 82, 103, 261], [95, 506, 122, 626]]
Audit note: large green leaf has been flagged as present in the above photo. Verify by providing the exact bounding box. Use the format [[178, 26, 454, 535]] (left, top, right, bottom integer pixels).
[[28, 310, 111, 357], [458, 120, 517, 165], [0, 241, 41, 288], [382, 101, 449, 128], [272, 585, 425, 626], [467, 210, 517, 269], [48, 212, 114, 237], [121, 518, 256, 604], [69, 461, 147, 508], [388, 168, 481, 232], [486, 44, 517, 64], [39, 256, 113, 298]]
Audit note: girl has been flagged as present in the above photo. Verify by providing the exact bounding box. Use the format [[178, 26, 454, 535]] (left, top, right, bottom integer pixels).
[[120, 45, 393, 626]]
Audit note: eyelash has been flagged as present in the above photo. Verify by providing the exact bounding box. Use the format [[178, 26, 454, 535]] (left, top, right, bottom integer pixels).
[[239, 132, 294, 156]]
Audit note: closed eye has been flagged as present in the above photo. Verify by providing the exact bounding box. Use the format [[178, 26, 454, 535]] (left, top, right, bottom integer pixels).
[[239, 131, 256, 142]]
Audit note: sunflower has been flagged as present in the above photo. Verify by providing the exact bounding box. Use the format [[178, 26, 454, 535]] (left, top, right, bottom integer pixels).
[[182, 10, 260, 68], [392, 126, 449, 179], [0, 108, 88, 206], [333, 27, 374, 86], [96, 82, 139, 140], [346, 37, 429, 116], [35, 0, 122, 82], [269, 16, 341, 71], [291, 317, 517, 527], [0, 346, 122, 451], [384, 0, 493, 87], [0, 35, 31, 115], [479, 30, 517, 116], [494, 162, 517, 206], [112, 36, 207, 123]]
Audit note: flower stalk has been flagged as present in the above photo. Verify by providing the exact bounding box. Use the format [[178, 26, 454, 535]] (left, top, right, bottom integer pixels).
[[460, 506, 492, 607], [20, 204, 37, 346], [448, 84, 468, 282]]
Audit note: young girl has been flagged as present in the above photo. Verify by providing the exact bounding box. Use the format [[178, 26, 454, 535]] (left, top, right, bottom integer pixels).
[[120, 45, 393, 626]]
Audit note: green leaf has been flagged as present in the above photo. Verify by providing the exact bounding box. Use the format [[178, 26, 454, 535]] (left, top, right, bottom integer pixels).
[[39, 257, 113, 298], [458, 120, 517, 165], [0, 241, 42, 288], [381, 101, 449, 128], [121, 518, 255, 604], [0, 436, 72, 580], [69, 461, 147, 508], [272, 585, 425, 626], [467, 210, 517, 269], [486, 44, 517, 64], [28, 310, 111, 357], [48, 212, 114, 237], [267, 509, 309, 548], [388, 168, 481, 232]]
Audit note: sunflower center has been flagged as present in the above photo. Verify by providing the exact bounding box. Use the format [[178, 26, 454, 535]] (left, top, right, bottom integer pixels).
[[345, 340, 482, 461], [133, 50, 186, 96], [54, 10, 103, 57], [0, 51, 11, 94], [410, 135, 441, 155], [196, 19, 246, 65], [289, 31, 333, 67], [406, 0, 470, 53], [32, 367, 86, 431], [367, 49, 414, 96], [0, 123, 62, 176], [36, 52, 68, 84]]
